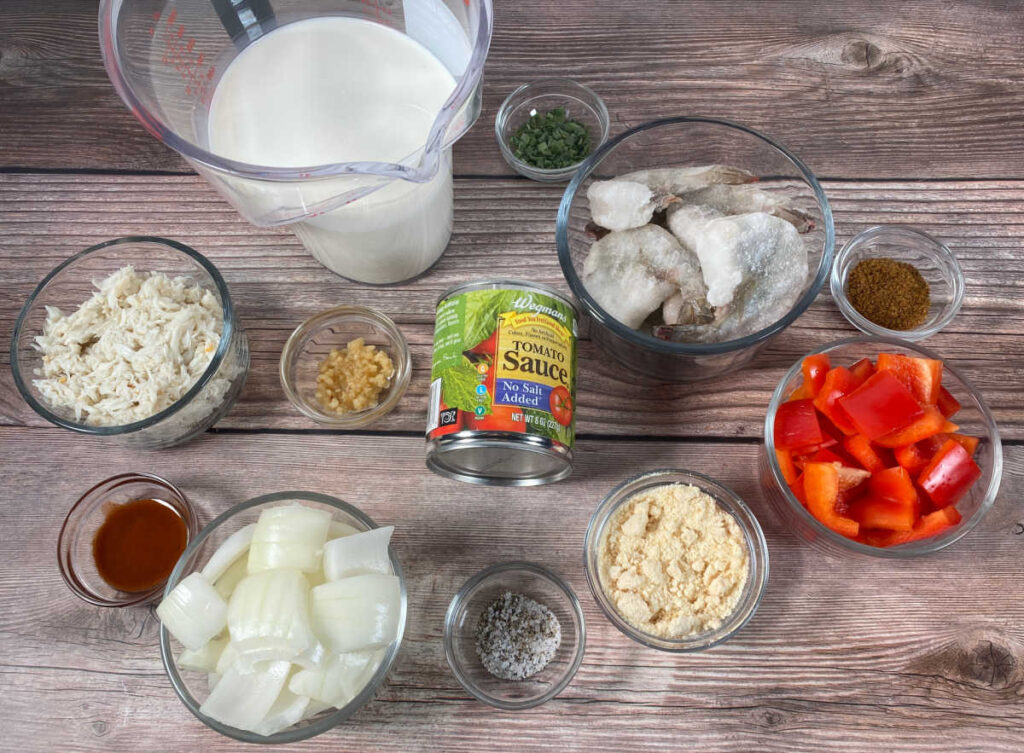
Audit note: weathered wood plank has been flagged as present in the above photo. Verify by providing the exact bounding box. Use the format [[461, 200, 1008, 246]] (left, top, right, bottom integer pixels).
[[2, 174, 1022, 438], [2, 1, 1024, 178], [1, 430, 1021, 752]]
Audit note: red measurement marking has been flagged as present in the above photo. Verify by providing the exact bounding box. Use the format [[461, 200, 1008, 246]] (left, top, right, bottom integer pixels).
[[187, 38, 194, 52], [177, 25, 184, 38], [167, 8, 177, 24], [152, 11, 161, 21], [148, 26, 155, 35]]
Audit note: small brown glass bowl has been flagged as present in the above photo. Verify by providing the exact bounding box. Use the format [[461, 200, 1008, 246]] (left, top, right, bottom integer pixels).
[[57, 473, 197, 607]]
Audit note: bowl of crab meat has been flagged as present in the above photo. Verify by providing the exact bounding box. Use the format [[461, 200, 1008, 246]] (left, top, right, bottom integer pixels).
[[556, 117, 835, 382]]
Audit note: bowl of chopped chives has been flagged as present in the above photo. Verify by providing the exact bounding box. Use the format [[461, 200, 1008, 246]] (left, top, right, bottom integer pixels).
[[831, 225, 965, 341], [495, 78, 610, 182]]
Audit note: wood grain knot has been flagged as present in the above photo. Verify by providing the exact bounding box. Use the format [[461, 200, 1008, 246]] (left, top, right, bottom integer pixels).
[[91, 720, 108, 736], [758, 708, 786, 728], [910, 633, 1022, 693], [969, 641, 1017, 688], [840, 39, 919, 76]]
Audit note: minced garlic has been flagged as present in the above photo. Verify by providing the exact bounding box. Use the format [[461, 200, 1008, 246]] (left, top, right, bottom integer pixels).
[[597, 483, 749, 638], [315, 338, 395, 414]]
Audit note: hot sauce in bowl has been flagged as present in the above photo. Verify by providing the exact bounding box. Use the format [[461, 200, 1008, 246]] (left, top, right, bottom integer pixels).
[[93, 498, 188, 592]]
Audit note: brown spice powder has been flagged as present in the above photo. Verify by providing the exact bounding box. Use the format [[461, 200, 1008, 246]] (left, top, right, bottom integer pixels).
[[846, 257, 930, 330]]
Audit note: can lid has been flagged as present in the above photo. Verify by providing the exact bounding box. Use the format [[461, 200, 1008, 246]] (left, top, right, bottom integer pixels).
[[426, 435, 573, 486]]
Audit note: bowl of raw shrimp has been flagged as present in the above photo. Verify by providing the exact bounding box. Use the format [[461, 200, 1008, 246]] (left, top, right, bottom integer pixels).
[[556, 117, 835, 381]]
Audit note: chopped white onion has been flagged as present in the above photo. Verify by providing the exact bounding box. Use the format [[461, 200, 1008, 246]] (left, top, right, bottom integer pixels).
[[213, 556, 249, 600], [208, 672, 220, 691], [157, 572, 228, 651], [253, 681, 310, 737], [302, 700, 332, 721], [311, 575, 401, 653], [201, 523, 255, 583], [215, 641, 240, 676], [177, 635, 227, 673], [200, 660, 291, 732], [328, 520, 361, 540], [288, 650, 383, 709], [227, 569, 317, 669], [322, 526, 394, 582], [247, 504, 332, 574]]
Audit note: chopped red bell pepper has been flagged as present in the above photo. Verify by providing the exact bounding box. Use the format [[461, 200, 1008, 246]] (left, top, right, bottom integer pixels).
[[868, 466, 919, 508], [789, 473, 807, 505], [803, 462, 860, 537], [849, 496, 916, 532], [861, 506, 962, 547], [877, 353, 943, 405], [936, 385, 962, 418], [841, 434, 889, 473], [893, 442, 930, 476], [787, 382, 814, 401], [941, 432, 980, 457], [917, 439, 982, 508], [849, 357, 875, 384], [838, 371, 924, 440], [812, 367, 861, 435], [810, 447, 846, 466], [775, 448, 799, 485], [774, 399, 824, 451], [874, 406, 958, 448], [801, 354, 831, 398]]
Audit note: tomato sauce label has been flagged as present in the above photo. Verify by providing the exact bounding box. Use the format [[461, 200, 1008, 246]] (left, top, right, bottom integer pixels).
[[428, 286, 578, 449]]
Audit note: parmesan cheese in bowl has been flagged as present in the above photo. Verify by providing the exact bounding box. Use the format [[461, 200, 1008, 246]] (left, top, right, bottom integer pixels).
[[11, 237, 249, 448], [584, 469, 769, 652]]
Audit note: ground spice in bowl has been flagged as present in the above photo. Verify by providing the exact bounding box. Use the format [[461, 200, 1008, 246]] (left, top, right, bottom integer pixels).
[[475, 591, 561, 681], [846, 257, 931, 330]]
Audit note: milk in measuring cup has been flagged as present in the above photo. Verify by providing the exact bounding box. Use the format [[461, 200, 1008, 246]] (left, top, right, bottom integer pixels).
[[207, 17, 457, 284]]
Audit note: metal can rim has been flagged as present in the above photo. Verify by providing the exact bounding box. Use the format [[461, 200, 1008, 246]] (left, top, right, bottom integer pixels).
[[435, 278, 580, 318], [426, 433, 574, 487]]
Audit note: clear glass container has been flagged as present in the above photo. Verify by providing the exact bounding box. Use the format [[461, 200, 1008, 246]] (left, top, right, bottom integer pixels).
[[831, 225, 965, 340], [10, 237, 249, 449], [160, 491, 407, 744], [584, 469, 769, 652], [761, 336, 1002, 558], [57, 473, 197, 607], [279, 306, 411, 428], [444, 561, 585, 710], [556, 116, 835, 381], [495, 78, 610, 183]]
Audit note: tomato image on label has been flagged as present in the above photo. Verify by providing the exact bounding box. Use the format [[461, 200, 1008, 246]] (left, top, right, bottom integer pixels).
[[549, 385, 573, 427]]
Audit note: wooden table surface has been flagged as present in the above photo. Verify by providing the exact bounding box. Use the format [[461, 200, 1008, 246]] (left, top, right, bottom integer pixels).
[[2, 2, 1023, 751]]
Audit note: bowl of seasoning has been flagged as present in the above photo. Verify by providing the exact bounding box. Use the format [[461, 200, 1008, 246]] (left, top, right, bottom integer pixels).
[[279, 306, 411, 428], [495, 78, 610, 183], [831, 225, 965, 341], [444, 561, 586, 710], [57, 472, 197, 607], [584, 469, 769, 651]]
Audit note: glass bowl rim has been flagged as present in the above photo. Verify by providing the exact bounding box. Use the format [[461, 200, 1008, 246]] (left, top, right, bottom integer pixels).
[[556, 115, 836, 354], [159, 490, 408, 744], [10, 236, 238, 436], [278, 305, 412, 427], [443, 560, 587, 710], [763, 335, 1003, 557], [829, 224, 966, 341], [583, 468, 770, 652], [56, 471, 198, 607], [495, 77, 611, 179]]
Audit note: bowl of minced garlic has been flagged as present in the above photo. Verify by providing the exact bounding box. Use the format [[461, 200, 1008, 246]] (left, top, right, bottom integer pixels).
[[584, 470, 769, 651], [279, 306, 411, 428]]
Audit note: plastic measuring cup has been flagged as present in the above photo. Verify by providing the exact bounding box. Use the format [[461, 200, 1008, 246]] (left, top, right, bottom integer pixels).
[[99, 0, 493, 284]]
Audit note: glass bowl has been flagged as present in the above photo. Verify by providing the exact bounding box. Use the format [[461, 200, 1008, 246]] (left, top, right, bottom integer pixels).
[[761, 336, 1002, 558], [443, 561, 586, 710], [495, 78, 610, 183], [10, 236, 250, 449], [584, 469, 769, 652], [831, 225, 965, 341], [279, 306, 411, 428], [159, 491, 407, 744], [57, 472, 197, 607], [557, 116, 835, 381]]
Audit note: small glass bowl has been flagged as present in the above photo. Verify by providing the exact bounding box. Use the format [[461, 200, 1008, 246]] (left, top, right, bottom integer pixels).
[[761, 336, 1002, 558], [444, 561, 586, 710], [279, 306, 411, 428], [495, 78, 610, 182], [57, 472, 197, 607], [584, 470, 769, 652], [831, 225, 965, 340], [160, 491, 407, 744]]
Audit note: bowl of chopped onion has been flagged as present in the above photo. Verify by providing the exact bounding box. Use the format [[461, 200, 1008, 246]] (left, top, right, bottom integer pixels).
[[157, 491, 407, 743], [10, 236, 249, 448]]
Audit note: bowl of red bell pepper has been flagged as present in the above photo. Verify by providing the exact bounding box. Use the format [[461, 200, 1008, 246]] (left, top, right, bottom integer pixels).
[[761, 337, 1002, 557]]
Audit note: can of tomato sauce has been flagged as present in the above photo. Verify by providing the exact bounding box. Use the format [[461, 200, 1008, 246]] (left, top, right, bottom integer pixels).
[[426, 280, 579, 485]]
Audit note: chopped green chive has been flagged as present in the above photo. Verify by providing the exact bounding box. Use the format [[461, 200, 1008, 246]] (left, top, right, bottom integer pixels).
[[509, 108, 592, 170]]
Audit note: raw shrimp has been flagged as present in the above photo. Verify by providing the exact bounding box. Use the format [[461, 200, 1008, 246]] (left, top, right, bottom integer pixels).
[[679, 184, 814, 233], [618, 165, 756, 195], [586, 179, 679, 231], [582, 225, 708, 329]]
